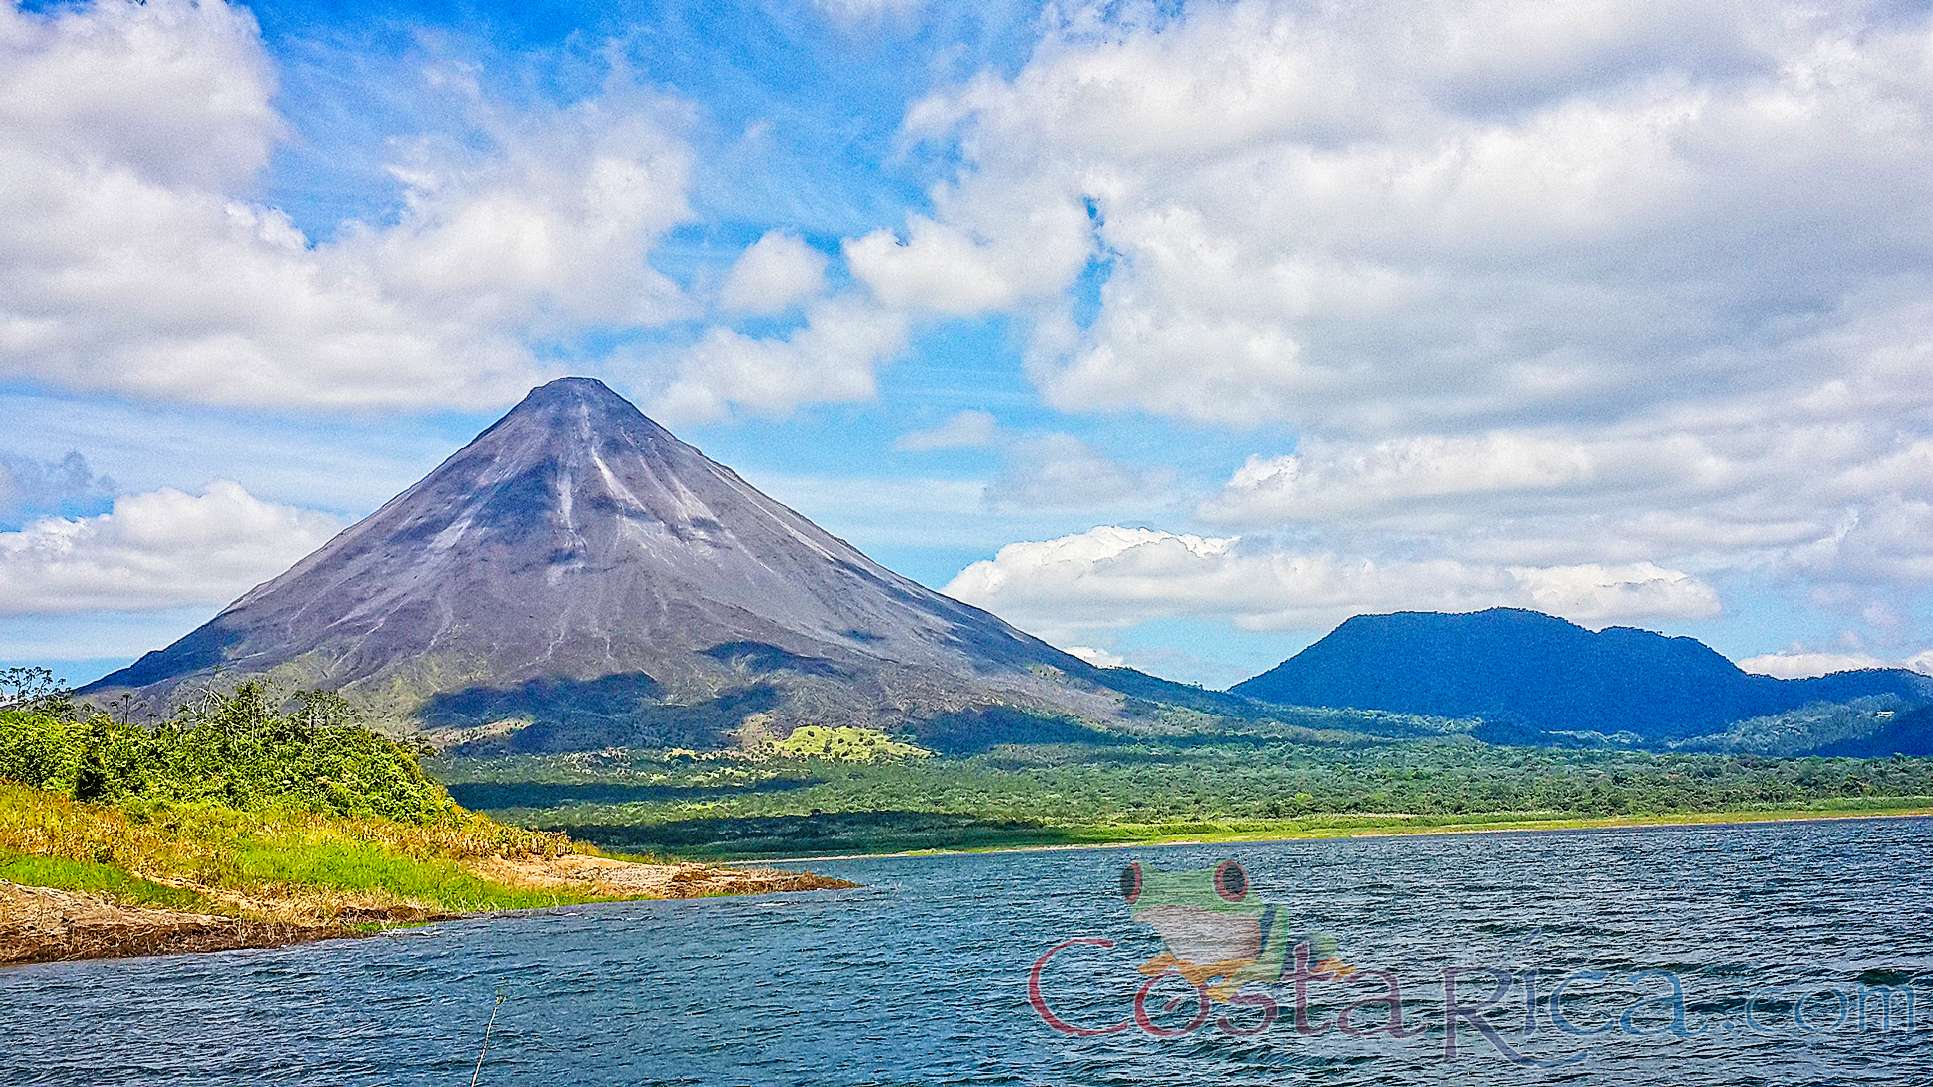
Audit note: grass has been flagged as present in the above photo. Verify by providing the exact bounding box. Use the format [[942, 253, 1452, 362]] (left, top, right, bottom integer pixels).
[[0, 850, 212, 912], [228, 838, 589, 912], [798, 797, 1933, 859], [763, 725, 931, 762], [0, 782, 596, 922], [501, 792, 1933, 861]]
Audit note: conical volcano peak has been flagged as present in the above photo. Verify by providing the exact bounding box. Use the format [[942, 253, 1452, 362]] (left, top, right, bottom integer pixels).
[[81, 374, 1128, 750], [523, 375, 627, 406], [488, 375, 675, 448], [509, 376, 649, 422]]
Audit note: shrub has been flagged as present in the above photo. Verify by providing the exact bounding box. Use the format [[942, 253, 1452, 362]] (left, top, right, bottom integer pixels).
[[0, 669, 455, 824]]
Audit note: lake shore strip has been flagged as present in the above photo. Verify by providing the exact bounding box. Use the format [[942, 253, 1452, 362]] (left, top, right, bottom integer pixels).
[[731, 804, 1933, 865], [1, 854, 852, 968]]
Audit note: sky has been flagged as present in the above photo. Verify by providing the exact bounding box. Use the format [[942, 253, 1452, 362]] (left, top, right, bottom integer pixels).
[[4, 0, 1933, 690]]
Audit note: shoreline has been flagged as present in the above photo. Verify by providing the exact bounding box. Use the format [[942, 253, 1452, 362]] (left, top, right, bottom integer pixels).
[[731, 804, 1933, 866], [1, 857, 853, 969], [16, 805, 1930, 964]]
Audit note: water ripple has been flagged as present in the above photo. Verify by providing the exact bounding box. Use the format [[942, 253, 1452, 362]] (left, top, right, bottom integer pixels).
[[4, 818, 1932, 1085]]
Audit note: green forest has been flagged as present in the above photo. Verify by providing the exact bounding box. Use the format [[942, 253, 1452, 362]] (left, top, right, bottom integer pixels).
[[10, 666, 1933, 863], [0, 668, 454, 824], [434, 733, 1933, 858]]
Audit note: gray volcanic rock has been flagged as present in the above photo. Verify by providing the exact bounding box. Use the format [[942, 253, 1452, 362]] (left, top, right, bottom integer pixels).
[[82, 378, 1130, 749]]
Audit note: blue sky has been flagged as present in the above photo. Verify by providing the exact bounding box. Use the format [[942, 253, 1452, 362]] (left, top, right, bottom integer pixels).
[[5, 0, 1933, 688]]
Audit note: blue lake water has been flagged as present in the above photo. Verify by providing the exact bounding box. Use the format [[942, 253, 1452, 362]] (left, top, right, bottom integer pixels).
[[5, 817, 1933, 1085]]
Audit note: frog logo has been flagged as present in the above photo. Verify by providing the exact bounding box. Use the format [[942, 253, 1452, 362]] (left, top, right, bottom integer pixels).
[[1121, 859, 1350, 1001]]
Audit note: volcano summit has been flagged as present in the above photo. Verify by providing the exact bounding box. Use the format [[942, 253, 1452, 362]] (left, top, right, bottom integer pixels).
[[82, 378, 1138, 750]]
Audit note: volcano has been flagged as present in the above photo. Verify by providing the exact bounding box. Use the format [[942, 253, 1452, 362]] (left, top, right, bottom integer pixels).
[[81, 378, 1143, 750]]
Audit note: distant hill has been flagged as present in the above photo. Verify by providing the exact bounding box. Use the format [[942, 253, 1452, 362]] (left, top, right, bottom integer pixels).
[[81, 378, 1189, 751], [1232, 608, 1933, 742], [1811, 705, 1933, 758]]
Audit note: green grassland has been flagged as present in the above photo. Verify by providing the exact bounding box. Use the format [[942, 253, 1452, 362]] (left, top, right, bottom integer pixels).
[[0, 784, 593, 918], [434, 730, 1933, 859], [0, 849, 213, 912]]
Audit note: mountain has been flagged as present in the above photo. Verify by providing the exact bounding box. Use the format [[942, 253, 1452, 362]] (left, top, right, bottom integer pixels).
[[1231, 608, 1933, 742], [82, 378, 1168, 751]]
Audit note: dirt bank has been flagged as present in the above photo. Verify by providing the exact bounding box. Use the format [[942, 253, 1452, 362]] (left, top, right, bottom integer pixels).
[[0, 882, 341, 965], [1, 856, 853, 967], [480, 852, 856, 899]]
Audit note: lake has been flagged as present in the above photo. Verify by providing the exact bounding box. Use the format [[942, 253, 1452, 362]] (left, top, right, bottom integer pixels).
[[5, 817, 1932, 1085]]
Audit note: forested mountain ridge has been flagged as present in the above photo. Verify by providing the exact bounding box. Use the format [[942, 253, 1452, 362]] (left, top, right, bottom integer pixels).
[[1234, 608, 1933, 743]]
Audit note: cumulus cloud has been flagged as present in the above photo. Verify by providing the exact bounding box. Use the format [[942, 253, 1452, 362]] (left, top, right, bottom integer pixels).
[[1737, 650, 1893, 680], [650, 294, 909, 423], [0, 482, 342, 615], [1192, 425, 1933, 582], [1202, 434, 1599, 523], [719, 231, 829, 315], [879, 0, 1933, 636], [895, 409, 1000, 451], [844, 192, 1092, 316], [0, 0, 695, 410], [942, 525, 1718, 643], [896, 0, 1933, 432]]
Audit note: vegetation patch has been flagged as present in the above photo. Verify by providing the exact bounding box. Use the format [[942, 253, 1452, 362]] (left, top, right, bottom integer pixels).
[[762, 725, 931, 762], [0, 850, 210, 912], [1, 671, 452, 822], [0, 669, 846, 964], [437, 736, 1933, 859]]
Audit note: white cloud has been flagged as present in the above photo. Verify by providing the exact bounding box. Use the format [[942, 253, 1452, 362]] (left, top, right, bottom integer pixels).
[[1190, 425, 1933, 572], [1063, 644, 1126, 668], [0, 482, 341, 615], [1738, 651, 1889, 679], [0, 0, 277, 190], [1793, 497, 1933, 585], [894, 0, 1933, 433], [942, 525, 1718, 643], [1507, 562, 1719, 626], [1203, 434, 1600, 523], [878, 0, 1933, 632], [1731, 646, 1933, 680], [892, 417, 1174, 512], [0, 0, 696, 411], [720, 231, 829, 316], [986, 433, 1174, 512], [650, 294, 909, 424], [895, 409, 999, 451], [357, 88, 693, 332], [844, 188, 1092, 316]]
